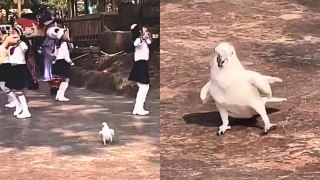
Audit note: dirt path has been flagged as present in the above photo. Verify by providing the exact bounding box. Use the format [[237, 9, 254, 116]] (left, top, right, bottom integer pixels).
[[0, 83, 159, 179], [161, 0, 320, 179]]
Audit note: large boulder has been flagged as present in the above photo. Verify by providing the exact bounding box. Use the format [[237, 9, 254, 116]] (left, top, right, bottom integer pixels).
[[99, 31, 133, 54]]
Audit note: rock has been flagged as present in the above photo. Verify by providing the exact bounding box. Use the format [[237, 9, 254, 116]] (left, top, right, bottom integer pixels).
[[99, 31, 133, 54], [70, 52, 159, 99]]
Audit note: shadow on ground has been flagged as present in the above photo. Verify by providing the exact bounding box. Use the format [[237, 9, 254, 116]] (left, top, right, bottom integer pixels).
[[0, 83, 159, 179], [183, 108, 279, 130]]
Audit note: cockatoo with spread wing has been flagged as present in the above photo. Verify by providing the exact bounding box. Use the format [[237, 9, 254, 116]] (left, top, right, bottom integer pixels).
[[99, 122, 115, 145], [200, 42, 286, 135]]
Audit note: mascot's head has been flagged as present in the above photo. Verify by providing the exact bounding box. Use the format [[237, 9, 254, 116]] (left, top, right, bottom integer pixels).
[[16, 3, 52, 37], [17, 17, 39, 38], [46, 18, 66, 40]]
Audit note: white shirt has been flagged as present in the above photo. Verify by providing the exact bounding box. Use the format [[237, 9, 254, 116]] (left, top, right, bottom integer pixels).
[[8, 41, 28, 64], [134, 37, 151, 61], [55, 42, 72, 63]]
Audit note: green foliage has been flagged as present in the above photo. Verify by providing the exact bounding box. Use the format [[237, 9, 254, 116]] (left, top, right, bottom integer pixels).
[[41, 0, 67, 10], [0, 0, 14, 9]]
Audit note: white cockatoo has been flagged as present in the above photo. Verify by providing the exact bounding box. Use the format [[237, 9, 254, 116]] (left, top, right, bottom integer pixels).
[[99, 122, 115, 145], [200, 42, 287, 135]]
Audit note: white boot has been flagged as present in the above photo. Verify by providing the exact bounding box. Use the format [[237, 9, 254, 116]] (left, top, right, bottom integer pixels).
[[13, 100, 23, 116], [0, 81, 15, 108], [55, 89, 61, 101], [140, 84, 150, 114], [17, 95, 31, 119], [132, 83, 149, 116], [5, 95, 15, 108], [5, 97, 15, 107], [7, 92, 19, 112], [56, 82, 70, 102]]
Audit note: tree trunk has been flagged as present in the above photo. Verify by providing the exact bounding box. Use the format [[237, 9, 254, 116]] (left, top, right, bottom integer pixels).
[[5, 7, 10, 24], [97, 0, 106, 12], [84, 0, 89, 14]]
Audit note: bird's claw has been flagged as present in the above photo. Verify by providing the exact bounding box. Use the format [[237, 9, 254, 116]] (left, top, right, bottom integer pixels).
[[262, 124, 277, 135], [217, 125, 231, 136]]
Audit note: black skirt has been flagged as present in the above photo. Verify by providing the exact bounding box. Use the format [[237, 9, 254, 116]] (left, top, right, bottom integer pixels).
[[5, 64, 31, 90], [128, 60, 150, 84], [52, 59, 72, 78], [0, 63, 12, 82]]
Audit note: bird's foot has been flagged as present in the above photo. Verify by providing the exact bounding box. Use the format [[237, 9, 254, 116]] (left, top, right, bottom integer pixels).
[[262, 123, 277, 135], [217, 125, 231, 136]]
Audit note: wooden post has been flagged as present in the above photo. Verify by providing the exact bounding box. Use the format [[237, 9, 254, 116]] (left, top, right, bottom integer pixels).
[[67, 0, 72, 18], [17, 0, 22, 17], [84, 0, 89, 14], [97, 0, 105, 12], [74, 0, 78, 16]]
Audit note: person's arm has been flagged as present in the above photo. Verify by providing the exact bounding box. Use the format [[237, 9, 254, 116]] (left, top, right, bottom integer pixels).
[[62, 42, 74, 65], [133, 37, 143, 47], [0, 45, 8, 64], [20, 41, 28, 53], [145, 38, 152, 45]]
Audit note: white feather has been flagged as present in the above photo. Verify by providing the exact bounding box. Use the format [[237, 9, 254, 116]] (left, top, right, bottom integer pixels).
[[200, 81, 212, 103], [203, 42, 287, 134], [99, 122, 115, 145]]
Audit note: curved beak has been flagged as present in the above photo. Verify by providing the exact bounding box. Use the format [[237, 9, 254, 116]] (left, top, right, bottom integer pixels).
[[215, 48, 227, 68], [217, 54, 223, 68]]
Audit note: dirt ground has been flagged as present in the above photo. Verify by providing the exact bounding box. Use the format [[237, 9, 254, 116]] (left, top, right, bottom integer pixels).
[[160, 0, 320, 179], [0, 83, 159, 179]]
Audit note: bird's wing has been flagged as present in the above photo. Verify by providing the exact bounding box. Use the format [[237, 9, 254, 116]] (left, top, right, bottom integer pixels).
[[247, 70, 283, 84], [200, 81, 212, 103], [246, 71, 272, 98], [99, 131, 102, 135], [263, 75, 283, 84], [110, 129, 114, 136]]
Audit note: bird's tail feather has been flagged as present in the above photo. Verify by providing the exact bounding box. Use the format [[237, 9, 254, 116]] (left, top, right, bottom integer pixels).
[[263, 97, 287, 103]]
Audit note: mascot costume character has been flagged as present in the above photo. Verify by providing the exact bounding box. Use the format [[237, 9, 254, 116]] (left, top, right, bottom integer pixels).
[[16, 3, 72, 99], [40, 18, 73, 101]]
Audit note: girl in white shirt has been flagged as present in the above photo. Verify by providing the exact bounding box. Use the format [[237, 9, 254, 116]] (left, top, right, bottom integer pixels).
[[128, 24, 152, 116], [0, 31, 16, 108], [5, 27, 31, 119]]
